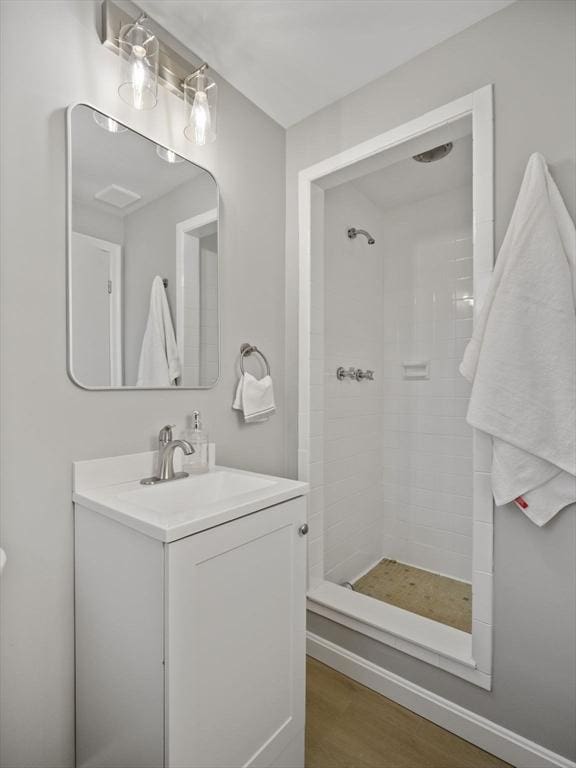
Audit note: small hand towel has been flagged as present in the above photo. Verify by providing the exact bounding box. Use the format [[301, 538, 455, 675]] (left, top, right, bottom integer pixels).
[[460, 153, 576, 526], [137, 276, 181, 387], [233, 372, 276, 423]]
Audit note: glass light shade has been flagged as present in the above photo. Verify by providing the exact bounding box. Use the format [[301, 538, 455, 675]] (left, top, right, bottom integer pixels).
[[156, 145, 184, 163], [118, 20, 159, 110], [183, 68, 217, 145], [93, 110, 127, 133]]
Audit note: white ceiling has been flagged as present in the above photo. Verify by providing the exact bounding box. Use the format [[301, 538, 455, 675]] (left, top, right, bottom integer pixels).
[[139, 0, 514, 127], [353, 133, 472, 213], [71, 105, 207, 217]]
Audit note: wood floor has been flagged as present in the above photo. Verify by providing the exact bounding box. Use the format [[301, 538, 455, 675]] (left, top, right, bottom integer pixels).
[[306, 658, 511, 768]]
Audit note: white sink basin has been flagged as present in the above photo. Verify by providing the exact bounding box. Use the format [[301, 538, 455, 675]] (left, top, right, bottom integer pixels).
[[73, 457, 308, 542], [121, 470, 276, 514]]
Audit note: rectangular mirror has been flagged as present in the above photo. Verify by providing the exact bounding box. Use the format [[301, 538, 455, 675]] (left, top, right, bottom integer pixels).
[[67, 103, 219, 389]]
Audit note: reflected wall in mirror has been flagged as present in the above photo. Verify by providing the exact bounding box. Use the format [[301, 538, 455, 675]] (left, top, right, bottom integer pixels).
[[68, 104, 219, 389]]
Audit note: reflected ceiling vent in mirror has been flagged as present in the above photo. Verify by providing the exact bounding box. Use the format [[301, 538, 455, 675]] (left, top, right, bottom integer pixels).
[[102, 1, 218, 145], [92, 110, 127, 134], [156, 145, 184, 164], [94, 184, 141, 208]]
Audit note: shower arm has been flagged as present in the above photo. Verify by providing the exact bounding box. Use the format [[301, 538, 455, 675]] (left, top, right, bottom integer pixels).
[[347, 227, 375, 244]]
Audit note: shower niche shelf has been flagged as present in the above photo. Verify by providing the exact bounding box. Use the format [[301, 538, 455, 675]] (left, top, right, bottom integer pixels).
[[402, 361, 430, 380]]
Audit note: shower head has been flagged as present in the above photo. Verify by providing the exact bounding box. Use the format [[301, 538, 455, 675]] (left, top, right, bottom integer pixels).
[[347, 227, 375, 245], [412, 142, 453, 163]]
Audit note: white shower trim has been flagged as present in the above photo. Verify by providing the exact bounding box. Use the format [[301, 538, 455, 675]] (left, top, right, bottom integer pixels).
[[297, 85, 495, 688], [307, 581, 485, 686], [307, 633, 576, 768]]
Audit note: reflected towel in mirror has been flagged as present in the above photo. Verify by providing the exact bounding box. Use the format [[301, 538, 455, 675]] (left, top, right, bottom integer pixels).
[[137, 276, 181, 386]]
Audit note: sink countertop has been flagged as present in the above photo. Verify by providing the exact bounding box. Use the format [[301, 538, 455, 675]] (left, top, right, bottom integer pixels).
[[73, 455, 309, 543]]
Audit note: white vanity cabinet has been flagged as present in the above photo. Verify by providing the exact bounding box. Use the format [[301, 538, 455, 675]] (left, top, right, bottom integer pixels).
[[74, 461, 308, 768]]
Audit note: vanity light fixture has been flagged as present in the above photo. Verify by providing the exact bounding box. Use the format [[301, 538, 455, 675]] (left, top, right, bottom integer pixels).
[[92, 110, 127, 133], [184, 65, 218, 146], [118, 14, 159, 110], [156, 145, 184, 163], [102, 1, 218, 145]]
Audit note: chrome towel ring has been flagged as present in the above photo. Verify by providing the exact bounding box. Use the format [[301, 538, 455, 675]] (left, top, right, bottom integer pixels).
[[240, 343, 271, 376]]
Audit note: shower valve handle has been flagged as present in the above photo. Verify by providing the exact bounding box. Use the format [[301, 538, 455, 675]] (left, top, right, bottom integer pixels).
[[336, 366, 356, 380], [355, 369, 374, 381]]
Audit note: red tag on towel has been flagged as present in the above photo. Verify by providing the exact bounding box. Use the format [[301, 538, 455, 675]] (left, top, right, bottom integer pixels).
[[514, 496, 529, 509]]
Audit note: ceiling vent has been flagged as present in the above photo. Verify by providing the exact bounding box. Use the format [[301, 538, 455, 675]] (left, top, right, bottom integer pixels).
[[94, 184, 141, 208]]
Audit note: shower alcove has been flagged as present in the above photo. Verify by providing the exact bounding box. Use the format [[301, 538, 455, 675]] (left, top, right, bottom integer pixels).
[[298, 86, 495, 688]]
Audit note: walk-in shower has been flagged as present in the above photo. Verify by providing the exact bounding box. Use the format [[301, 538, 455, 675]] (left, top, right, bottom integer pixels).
[[300, 113, 480, 641], [321, 132, 475, 632], [300, 87, 495, 688]]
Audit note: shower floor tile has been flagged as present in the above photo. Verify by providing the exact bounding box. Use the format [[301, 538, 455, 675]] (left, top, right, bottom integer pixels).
[[353, 559, 472, 633]]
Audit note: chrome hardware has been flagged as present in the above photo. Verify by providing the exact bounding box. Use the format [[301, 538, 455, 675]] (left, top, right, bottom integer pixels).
[[157, 440, 194, 481], [158, 424, 175, 446], [337, 367, 375, 381], [298, 524, 309, 537], [413, 142, 453, 164], [140, 426, 195, 485], [240, 343, 271, 376], [102, 0, 208, 103], [336, 366, 356, 380], [347, 227, 375, 245], [355, 369, 374, 381]]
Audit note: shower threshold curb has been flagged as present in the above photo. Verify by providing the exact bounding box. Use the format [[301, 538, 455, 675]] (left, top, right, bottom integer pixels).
[[307, 580, 491, 689]]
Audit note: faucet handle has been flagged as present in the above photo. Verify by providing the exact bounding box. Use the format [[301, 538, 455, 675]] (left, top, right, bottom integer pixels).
[[159, 424, 175, 445]]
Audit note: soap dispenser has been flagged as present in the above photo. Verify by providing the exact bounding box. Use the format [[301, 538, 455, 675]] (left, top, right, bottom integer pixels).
[[183, 411, 209, 474]]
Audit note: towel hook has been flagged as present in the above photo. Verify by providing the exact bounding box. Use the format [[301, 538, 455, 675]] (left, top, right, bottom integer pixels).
[[240, 343, 271, 376]]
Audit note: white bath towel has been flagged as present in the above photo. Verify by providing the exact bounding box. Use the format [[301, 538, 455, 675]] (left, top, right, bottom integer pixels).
[[137, 276, 181, 387], [460, 153, 576, 526], [233, 372, 276, 423]]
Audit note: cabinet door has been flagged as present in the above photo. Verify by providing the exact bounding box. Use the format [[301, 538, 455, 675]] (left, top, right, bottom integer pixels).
[[165, 496, 307, 768]]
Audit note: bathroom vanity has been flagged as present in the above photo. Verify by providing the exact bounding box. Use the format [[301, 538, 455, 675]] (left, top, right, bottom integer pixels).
[[73, 452, 309, 768]]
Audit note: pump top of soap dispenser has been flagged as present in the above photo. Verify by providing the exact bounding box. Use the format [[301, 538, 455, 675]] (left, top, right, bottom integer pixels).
[[193, 411, 202, 431]]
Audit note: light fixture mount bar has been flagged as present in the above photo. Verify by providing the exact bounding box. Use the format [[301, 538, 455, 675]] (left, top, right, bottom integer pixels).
[[101, 0, 205, 101]]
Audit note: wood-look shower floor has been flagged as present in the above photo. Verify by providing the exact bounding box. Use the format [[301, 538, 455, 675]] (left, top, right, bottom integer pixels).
[[353, 559, 472, 633]]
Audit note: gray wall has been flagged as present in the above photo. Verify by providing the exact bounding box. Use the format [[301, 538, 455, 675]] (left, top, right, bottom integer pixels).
[[286, 0, 576, 759], [0, 2, 286, 766], [72, 201, 124, 244]]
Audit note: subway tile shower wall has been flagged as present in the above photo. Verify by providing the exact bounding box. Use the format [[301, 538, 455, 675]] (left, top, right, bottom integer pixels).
[[323, 184, 386, 585], [380, 187, 473, 582], [319, 181, 474, 587]]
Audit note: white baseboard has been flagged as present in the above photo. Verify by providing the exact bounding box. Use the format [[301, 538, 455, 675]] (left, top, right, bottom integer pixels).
[[307, 632, 575, 768]]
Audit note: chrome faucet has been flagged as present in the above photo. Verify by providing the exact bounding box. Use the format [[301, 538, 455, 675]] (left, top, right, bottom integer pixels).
[[140, 425, 195, 485]]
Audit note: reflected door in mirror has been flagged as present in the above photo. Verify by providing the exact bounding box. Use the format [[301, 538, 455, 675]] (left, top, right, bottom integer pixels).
[[71, 233, 122, 386]]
